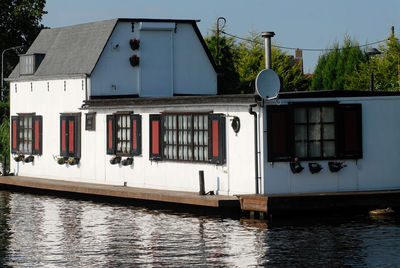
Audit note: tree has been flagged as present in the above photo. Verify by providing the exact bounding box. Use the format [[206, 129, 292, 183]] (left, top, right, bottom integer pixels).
[[205, 30, 240, 94], [235, 33, 310, 92], [345, 33, 400, 91], [0, 0, 47, 168], [0, 0, 47, 82]]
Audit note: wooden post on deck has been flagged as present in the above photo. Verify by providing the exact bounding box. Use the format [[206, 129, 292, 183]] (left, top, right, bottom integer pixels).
[[199, 170, 205, 195]]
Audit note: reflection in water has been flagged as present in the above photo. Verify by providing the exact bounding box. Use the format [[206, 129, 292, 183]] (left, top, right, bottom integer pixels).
[[1, 190, 400, 267], [0, 192, 11, 268]]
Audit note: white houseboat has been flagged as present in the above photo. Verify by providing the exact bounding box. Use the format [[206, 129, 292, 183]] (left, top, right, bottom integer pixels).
[[6, 18, 400, 212]]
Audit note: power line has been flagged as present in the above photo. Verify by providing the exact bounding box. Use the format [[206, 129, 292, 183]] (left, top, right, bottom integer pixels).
[[221, 31, 389, 52]]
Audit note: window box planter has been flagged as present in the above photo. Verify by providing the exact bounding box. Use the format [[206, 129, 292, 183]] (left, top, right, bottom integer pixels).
[[290, 160, 304, 174], [121, 157, 133, 166], [129, 38, 140, 50], [129, 55, 140, 67], [68, 157, 80, 166], [110, 156, 121, 165], [14, 154, 25, 162], [309, 163, 322, 174], [24, 155, 34, 163], [57, 157, 67, 165], [328, 161, 346, 172]]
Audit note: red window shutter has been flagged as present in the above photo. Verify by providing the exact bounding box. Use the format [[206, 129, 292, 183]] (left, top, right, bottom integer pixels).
[[208, 114, 226, 164], [212, 121, 219, 157], [149, 114, 162, 160], [69, 120, 74, 153], [106, 115, 115, 155], [11, 116, 19, 153], [32, 116, 43, 155], [130, 114, 142, 156], [60, 116, 68, 157], [267, 105, 292, 162], [152, 121, 159, 154], [337, 104, 362, 159]]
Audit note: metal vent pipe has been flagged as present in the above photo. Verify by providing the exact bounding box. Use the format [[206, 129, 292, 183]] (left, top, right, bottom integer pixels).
[[261, 32, 275, 69]]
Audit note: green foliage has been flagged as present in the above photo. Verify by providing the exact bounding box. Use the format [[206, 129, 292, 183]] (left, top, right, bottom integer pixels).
[[0, 117, 9, 164], [0, 0, 47, 80], [205, 31, 240, 94], [0, 0, 46, 162], [312, 34, 400, 91], [206, 27, 311, 93], [311, 37, 367, 91]]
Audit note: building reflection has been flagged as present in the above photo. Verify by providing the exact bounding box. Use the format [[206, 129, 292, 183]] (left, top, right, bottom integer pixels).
[[0, 191, 11, 268]]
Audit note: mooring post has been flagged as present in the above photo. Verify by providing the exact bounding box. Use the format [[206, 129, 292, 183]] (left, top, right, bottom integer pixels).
[[199, 170, 205, 195]]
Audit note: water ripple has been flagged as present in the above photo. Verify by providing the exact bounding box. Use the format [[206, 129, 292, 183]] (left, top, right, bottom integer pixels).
[[1, 191, 400, 267]]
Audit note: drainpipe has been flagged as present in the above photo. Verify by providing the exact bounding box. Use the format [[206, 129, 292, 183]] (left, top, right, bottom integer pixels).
[[249, 104, 259, 194]]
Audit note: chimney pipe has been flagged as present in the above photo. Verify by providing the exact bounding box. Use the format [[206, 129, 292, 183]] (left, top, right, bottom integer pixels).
[[262, 32, 275, 69]]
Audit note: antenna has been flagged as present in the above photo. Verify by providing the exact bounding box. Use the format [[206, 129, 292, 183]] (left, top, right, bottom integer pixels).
[[255, 69, 281, 100]]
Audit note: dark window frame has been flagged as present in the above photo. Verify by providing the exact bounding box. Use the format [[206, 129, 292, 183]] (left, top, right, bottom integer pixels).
[[150, 112, 226, 164], [85, 112, 96, 131], [106, 112, 142, 157], [11, 113, 42, 155], [60, 113, 81, 158], [267, 102, 362, 162], [292, 103, 337, 160], [162, 112, 210, 162]]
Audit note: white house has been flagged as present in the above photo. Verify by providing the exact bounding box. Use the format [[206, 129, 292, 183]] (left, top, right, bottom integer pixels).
[[6, 18, 400, 199]]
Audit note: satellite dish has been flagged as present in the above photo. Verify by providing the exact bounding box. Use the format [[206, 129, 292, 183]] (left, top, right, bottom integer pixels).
[[255, 69, 281, 100]]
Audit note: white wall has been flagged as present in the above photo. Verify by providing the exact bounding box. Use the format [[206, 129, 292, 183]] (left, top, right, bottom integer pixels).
[[263, 96, 400, 194], [90, 22, 140, 96], [10, 81, 257, 195], [88, 105, 256, 195], [10, 78, 92, 182], [90, 21, 217, 98]]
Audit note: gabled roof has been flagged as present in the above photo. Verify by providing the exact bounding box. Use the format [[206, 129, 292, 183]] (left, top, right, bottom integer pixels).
[[8, 18, 217, 81], [9, 19, 118, 80]]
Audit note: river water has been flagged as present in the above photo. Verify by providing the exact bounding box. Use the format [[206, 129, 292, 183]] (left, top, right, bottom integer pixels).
[[1, 190, 400, 267]]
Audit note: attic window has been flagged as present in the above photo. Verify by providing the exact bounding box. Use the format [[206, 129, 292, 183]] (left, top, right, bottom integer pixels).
[[19, 54, 45, 75]]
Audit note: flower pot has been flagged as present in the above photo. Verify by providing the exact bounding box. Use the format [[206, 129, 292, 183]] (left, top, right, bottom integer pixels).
[[57, 157, 66, 165], [68, 157, 80, 165], [14, 155, 25, 162], [24, 155, 34, 163], [121, 157, 133, 166], [129, 38, 140, 50], [290, 162, 304, 174], [328, 162, 346, 172], [110, 156, 121, 165], [129, 55, 140, 67], [309, 163, 322, 174]]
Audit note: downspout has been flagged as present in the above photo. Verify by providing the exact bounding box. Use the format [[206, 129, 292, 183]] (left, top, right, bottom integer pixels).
[[249, 104, 259, 194]]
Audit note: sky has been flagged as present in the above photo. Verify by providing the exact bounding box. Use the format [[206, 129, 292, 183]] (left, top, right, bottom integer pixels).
[[41, 0, 400, 73]]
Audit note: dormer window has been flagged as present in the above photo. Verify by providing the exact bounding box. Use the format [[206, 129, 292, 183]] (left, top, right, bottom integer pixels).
[[19, 54, 45, 75]]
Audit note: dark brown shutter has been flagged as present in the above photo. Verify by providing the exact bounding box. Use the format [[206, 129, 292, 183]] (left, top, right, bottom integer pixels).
[[106, 115, 115, 155], [32, 116, 43, 155], [267, 105, 292, 162], [337, 104, 362, 159], [60, 116, 68, 157], [208, 114, 226, 164], [149, 114, 162, 160], [130, 114, 142, 156], [11, 116, 19, 153]]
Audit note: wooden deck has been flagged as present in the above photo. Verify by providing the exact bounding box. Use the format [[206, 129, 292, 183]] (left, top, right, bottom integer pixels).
[[0, 176, 240, 209], [240, 190, 400, 215]]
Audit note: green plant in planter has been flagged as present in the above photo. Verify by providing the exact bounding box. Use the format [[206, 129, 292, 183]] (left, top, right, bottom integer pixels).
[[57, 157, 66, 165], [24, 155, 34, 163], [68, 157, 80, 165], [110, 156, 121, 165], [14, 154, 25, 162], [121, 157, 133, 166]]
